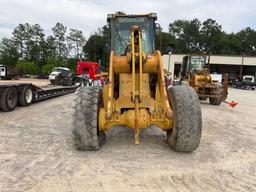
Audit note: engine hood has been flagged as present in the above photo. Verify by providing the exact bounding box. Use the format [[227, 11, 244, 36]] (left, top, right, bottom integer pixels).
[[50, 71, 61, 76]]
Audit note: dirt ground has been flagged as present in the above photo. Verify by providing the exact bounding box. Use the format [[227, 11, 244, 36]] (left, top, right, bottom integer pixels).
[[0, 87, 255, 192]]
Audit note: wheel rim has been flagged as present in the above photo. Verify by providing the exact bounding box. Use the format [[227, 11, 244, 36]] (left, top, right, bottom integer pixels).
[[7, 89, 16, 107], [25, 88, 33, 103]]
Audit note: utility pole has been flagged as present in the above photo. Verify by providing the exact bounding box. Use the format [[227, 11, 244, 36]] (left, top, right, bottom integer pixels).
[[167, 44, 173, 73], [168, 53, 171, 72], [240, 53, 244, 80], [207, 51, 211, 70]]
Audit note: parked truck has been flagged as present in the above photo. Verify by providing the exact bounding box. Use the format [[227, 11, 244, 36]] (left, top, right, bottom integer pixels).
[[233, 75, 256, 90], [49, 67, 73, 86], [76, 61, 108, 86], [0, 64, 22, 80], [76, 61, 100, 80]]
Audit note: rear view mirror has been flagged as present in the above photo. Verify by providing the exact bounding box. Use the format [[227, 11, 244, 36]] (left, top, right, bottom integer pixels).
[[155, 23, 162, 35]]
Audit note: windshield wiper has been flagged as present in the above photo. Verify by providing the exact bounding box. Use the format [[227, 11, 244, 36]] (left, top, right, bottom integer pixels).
[[114, 23, 125, 51]]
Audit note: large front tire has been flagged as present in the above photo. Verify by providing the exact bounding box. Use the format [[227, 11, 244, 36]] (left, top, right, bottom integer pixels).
[[166, 86, 202, 152], [72, 87, 106, 150]]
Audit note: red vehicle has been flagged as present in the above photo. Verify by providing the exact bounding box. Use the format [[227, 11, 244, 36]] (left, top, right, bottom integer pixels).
[[76, 61, 100, 80]]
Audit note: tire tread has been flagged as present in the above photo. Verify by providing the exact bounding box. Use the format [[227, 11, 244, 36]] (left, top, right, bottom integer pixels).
[[167, 85, 202, 152], [72, 87, 106, 150]]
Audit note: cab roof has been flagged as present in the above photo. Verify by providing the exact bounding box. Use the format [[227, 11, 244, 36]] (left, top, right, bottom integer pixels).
[[107, 13, 157, 22]]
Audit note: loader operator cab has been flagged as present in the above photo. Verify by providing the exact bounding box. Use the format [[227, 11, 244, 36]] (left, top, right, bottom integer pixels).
[[107, 13, 157, 55], [181, 55, 208, 79]]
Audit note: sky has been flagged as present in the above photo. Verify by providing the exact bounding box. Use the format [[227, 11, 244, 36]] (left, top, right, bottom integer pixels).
[[0, 0, 256, 40]]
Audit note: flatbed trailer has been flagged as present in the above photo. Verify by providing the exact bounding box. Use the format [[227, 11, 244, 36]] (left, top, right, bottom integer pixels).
[[0, 83, 78, 112]]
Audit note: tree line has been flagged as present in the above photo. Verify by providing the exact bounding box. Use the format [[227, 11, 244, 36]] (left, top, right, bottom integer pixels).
[[0, 18, 256, 75], [0, 22, 86, 75], [158, 18, 256, 55]]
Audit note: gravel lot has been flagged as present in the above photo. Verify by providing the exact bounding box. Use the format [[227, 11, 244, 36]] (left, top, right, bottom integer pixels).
[[0, 87, 255, 192]]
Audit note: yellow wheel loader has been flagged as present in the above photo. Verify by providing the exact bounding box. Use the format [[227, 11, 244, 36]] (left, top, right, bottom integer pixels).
[[180, 54, 228, 105], [72, 13, 202, 152]]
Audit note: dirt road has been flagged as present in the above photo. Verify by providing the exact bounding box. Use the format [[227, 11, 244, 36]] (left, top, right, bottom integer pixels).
[[0, 88, 255, 192]]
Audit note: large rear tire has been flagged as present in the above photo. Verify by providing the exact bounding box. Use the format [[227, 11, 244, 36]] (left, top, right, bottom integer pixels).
[[0, 87, 18, 112], [72, 87, 106, 150], [209, 84, 223, 105], [166, 86, 202, 152]]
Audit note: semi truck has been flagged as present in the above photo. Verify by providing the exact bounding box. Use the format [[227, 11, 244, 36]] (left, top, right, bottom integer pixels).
[[76, 61, 107, 86], [76, 61, 100, 80]]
